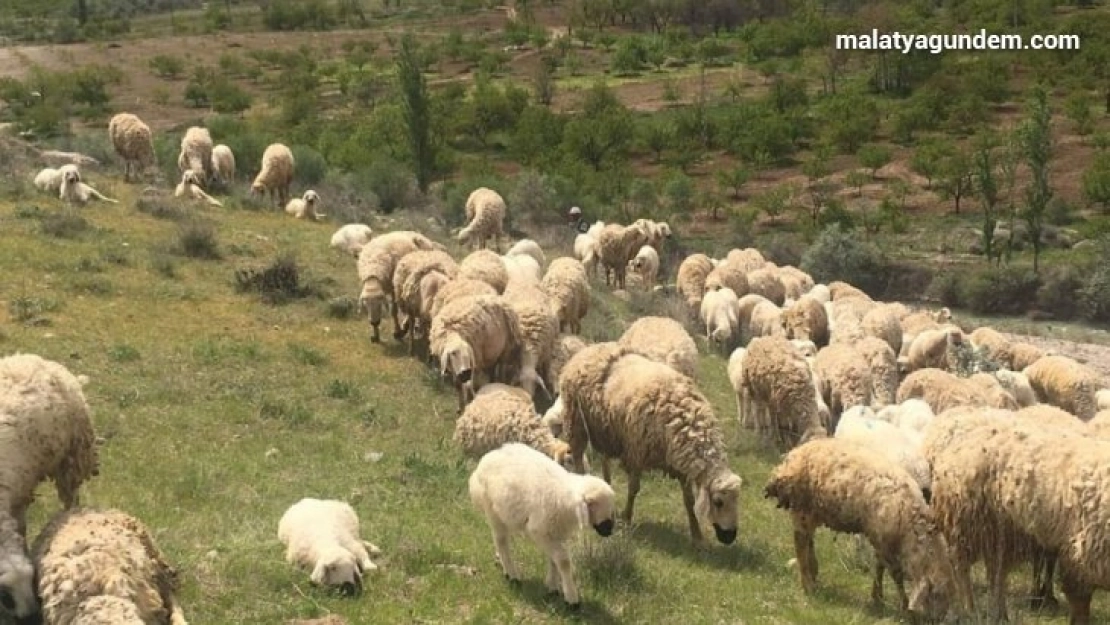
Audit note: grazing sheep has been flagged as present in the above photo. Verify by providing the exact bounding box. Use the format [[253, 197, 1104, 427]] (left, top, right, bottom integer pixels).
[[676, 253, 715, 313], [700, 287, 740, 353], [502, 282, 559, 400], [454, 384, 572, 468], [278, 498, 381, 595], [618, 316, 698, 379], [501, 253, 543, 288], [427, 278, 497, 323], [704, 260, 750, 298], [861, 304, 903, 356], [805, 283, 831, 304], [725, 248, 765, 273], [747, 300, 785, 341], [59, 167, 117, 205], [875, 399, 936, 437], [896, 368, 1018, 414], [745, 267, 786, 305], [330, 224, 374, 258], [968, 326, 1015, 369], [776, 266, 815, 301], [834, 410, 932, 498], [540, 258, 590, 335], [828, 281, 871, 301], [210, 143, 236, 188], [459, 249, 509, 294], [782, 295, 830, 347], [285, 190, 324, 221], [0, 354, 100, 620], [505, 238, 545, 269], [107, 113, 154, 182], [429, 294, 526, 412], [458, 187, 506, 252], [856, 336, 899, 408], [814, 343, 873, 428], [628, 244, 660, 290], [559, 343, 743, 545], [1023, 355, 1104, 421], [174, 170, 223, 207], [32, 508, 188, 625], [763, 438, 953, 620], [176, 126, 214, 185], [393, 250, 459, 354], [1010, 341, 1046, 371], [739, 336, 827, 449], [992, 369, 1037, 408], [597, 222, 651, 290], [468, 442, 616, 607], [356, 231, 439, 342], [547, 334, 587, 396], [900, 327, 963, 374], [250, 143, 295, 208]]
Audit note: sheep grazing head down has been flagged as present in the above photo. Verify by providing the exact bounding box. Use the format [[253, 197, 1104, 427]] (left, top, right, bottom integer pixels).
[[249, 182, 266, 197], [694, 472, 743, 545], [311, 546, 364, 597], [0, 550, 38, 619], [439, 335, 475, 386], [575, 476, 617, 537]]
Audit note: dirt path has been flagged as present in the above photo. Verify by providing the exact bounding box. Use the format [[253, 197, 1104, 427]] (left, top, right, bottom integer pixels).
[[1002, 331, 1110, 380]]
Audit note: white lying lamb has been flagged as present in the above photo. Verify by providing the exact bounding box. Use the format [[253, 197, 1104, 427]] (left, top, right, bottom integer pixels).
[[330, 224, 374, 257], [468, 443, 616, 607], [33, 167, 64, 193], [286, 190, 324, 221], [59, 167, 117, 205], [277, 498, 382, 595], [174, 170, 223, 207]]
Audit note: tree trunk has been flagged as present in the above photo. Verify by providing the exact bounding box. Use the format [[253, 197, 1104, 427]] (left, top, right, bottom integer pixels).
[[76, 0, 89, 25]]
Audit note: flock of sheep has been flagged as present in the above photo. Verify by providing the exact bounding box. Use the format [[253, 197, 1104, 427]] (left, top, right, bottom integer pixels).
[[6, 109, 1110, 623]]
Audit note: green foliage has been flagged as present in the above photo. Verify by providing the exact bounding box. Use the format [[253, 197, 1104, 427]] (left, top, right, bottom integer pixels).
[[1018, 84, 1054, 273], [363, 157, 415, 214], [149, 54, 186, 79], [751, 184, 792, 223], [40, 211, 90, 239], [715, 165, 750, 200], [845, 170, 868, 197], [1083, 151, 1110, 212], [509, 105, 565, 168], [559, 82, 633, 172], [959, 265, 1040, 315], [290, 145, 328, 186], [800, 224, 889, 296], [175, 222, 222, 260], [262, 0, 336, 31], [396, 34, 438, 193], [1064, 91, 1095, 136], [662, 170, 696, 217], [1079, 257, 1110, 323], [816, 91, 879, 153], [856, 144, 892, 178], [1036, 264, 1085, 320]]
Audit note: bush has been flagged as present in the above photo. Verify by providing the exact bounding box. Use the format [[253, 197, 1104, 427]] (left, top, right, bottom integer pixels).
[[1036, 264, 1085, 319], [175, 222, 222, 260], [39, 211, 90, 239], [136, 198, 187, 221], [926, 271, 962, 307], [799, 224, 889, 296], [291, 145, 328, 186], [1079, 243, 1110, 322], [234, 253, 319, 305], [149, 54, 186, 79], [958, 266, 1039, 315], [363, 157, 414, 214]]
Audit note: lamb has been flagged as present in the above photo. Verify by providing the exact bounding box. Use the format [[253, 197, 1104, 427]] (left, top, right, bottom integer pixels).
[[393, 249, 459, 354], [277, 498, 381, 596], [833, 410, 932, 499], [573, 220, 605, 278], [856, 336, 899, 408], [776, 266, 815, 301], [505, 238, 545, 269], [617, 316, 698, 379], [703, 260, 750, 298], [468, 442, 616, 607], [781, 294, 830, 347], [285, 190, 324, 221], [501, 253, 542, 287], [875, 398, 936, 436], [250, 143, 295, 208], [676, 253, 715, 313], [559, 343, 743, 545], [356, 231, 439, 342], [763, 438, 953, 620], [547, 334, 587, 396], [540, 258, 590, 335], [458, 187, 506, 251], [1023, 355, 1104, 421], [453, 384, 572, 468], [596, 222, 651, 290], [459, 249, 509, 294], [59, 167, 117, 205], [32, 508, 188, 625], [747, 300, 785, 341], [745, 267, 786, 305], [330, 224, 374, 258], [33, 167, 64, 193], [813, 343, 873, 428], [1010, 341, 1046, 370], [429, 294, 526, 412], [0, 354, 100, 620], [738, 336, 828, 448], [176, 126, 213, 185], [628, 244, 660, 290], [174, 170, 223, 207], [501, 282, 559, 400], [896, 368, 1019, 414], [700, 286, 740, 353], [107, 113, 154, 182], [209, 143, 236, 188], [736, 293, 772, 343], [968, 326, 1015, 369]]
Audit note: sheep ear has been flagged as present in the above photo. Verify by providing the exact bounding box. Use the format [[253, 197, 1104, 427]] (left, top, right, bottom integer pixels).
[[576, 499, 590, 530]]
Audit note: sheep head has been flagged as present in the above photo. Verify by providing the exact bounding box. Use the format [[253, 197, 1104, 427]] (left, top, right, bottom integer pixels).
[[304, 190, 319, 205], [249, 181, 266, 197], [694, 471, 743, 545], [310, 546, 363, 596], [439, 334, 475, 386], [574, 475, 616, 537], [0, 543, 37, 619], [906, 521, 955, 621]]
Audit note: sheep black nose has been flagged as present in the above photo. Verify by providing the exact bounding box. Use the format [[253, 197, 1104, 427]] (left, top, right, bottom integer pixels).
[[457, 369, 473, 384], [340, 582, 359, 597], [713, 524, 737, 545], [0, 592, 15, 611], [593, 519, 614, 537]]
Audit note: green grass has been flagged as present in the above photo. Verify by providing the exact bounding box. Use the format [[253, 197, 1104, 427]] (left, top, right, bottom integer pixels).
[[2, 173, 1106, 624]]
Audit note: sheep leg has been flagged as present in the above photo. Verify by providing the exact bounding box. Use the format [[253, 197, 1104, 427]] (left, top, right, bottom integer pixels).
[[490, 522, 520, 582], [889, 563, 908, 611], [1030, 551, 1060, 610], [985, 552, 1010, 623], [546, 543, 578, 606], [1059, 566, 1093, 625], [791, 514, 819, 594], [680, 480, 705, 544], [544, 557, 561, 594], [870, 556, 885, 606], [369, 321, 381, 343], [621, 471, 641, 524], [601, 457, 612, 484]]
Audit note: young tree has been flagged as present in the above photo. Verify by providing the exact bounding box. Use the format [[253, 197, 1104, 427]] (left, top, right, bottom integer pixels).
[[396, 34, 437, 193], [752, 184, 791, 224], [715, 165, 750, 200], [1082, 151, 1110, 212], [936, 148, 974, 214], [910, 140, 946, 189], [846, 170, 869, 197], [972, 130, 1002, 263], [801, 145, 833, 227], [1065, 91, 1095, 137], [857, 143, 892, 179], [533, 56, 556, 106], [639, 118, 674, 163], [1018, 84, 1054, 274]]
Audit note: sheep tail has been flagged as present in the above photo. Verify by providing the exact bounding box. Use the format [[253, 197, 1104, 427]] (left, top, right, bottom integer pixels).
[[89, 187, 119, 203]]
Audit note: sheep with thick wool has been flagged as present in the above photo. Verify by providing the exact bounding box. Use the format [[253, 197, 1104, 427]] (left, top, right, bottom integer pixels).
[[430, 294, 526, 413], [559, 343, 743, 545], [505, 238, 545, 269], [738, 336, 828, 450], [468, 442, 616, 607], [814, 343, 873, 428], [32, 508, 187, 625], [458, 187, 506, 252], [745, 267, 786, 305], [330, 224, 374, 258], [676, 253, 715, 313], [459, 249, 509, 294], [896, 368, 1018, 414], [0, 353, 100, 621], [703, 260, 750, 298], [725, 248, 765, 273], [899, 326, 963, 374], [454, 384, 572, 469], [737, 293, 772, 342], [174, 170, 223, 207], [547, 334, 587, 397], [250, 143, 295, 208], [875, 399, 935, 437], [501, 253, 542, 288], [1023, 355, 1105, 421], [992, 369, 1037, 408], [502, 281, 559, 400], [968, 326, 1015, 369], [1010, 341, 1046, 370], [628, 244, 660, 290], [834, 409, 932, 499], [278, 498, 381, 596], [860, 304, 903, 356], [828, 281, 871, 301], [356, 231, 439, 343], [210, 144, 236, 188], [700, 286, 740, 353], [427, 278, 497, 322], [776, 265, 815, 301], [763, 438, 954, 620], [782, 294, 829, 347], [107, 113, 154, 182], [59, 167, 117, 205], [393, 250, 459, 355], [618, 316, 698, 379], [540, 258, 590, 335], [285, 190, 323, 221], [856, 336, 899, 408], [176, 126, 213, 185], [747, 300, 785, 341], [597, 222, 652, 290]]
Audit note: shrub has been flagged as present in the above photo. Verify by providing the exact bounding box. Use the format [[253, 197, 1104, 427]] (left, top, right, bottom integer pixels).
[[926, 271, 962, 307], [1036, 264, 1085, 320], [800, 223, 889, 296], [175, 222, 222, 260], [958, 265, 1039, 315], [149, 54, 185, 79], [326, 296, 357, 319], [136, 198, 187, 221], [291, 145, 328, 186], [1079, 242, 1110, 323], [363, 157, 413, 214], [234, 253, 319, 304], [8, 296, 61, 324], [39, 211, 90, 239]]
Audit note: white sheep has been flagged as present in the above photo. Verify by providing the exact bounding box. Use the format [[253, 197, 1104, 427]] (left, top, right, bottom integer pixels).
[[174, 170, 223, 207], [747, 300, 785, 341], [356, 231, 440, 343], [700, 286, 740, 353], [468, 442, 616, 607], [459, 249, 509, 294], [277, 498, 382, 595], [875, 399, 935, 437], [628, 244, 660, 291], [458, 187, 506, 252], [501, 281, 559, 400], [250, 143, 295, 208], [834, 409, 932, 499], [107, 113, 155, 182], [505, 238, 545, 269], [285, 190, 324, 221], [32, 508, 188, 625], [176, 126, 214, 185], [573, 220, 605, 278], [540, 258, 590, 335], [992, 369, 1037, 408], [0, 354, 100, 620], [739, 336, 827, 450], [33, 167, 63, 193], [210, 143, 236, 188], [59, 167, 117, 205], [501, 253, 542, 287], [676, 253, 715, 314], [330, 224, 374, 258], [618, 316, 698, 379], [1023, 355, 1104, 421], [453, 384, 572, 469]]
